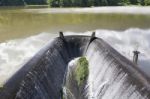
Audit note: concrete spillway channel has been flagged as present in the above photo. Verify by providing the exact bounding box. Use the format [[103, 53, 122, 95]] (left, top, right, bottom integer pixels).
[[0, 34, 150, 99]]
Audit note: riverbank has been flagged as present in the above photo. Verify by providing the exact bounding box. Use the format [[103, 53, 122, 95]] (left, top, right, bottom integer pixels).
[[23, 6, 150, 15]]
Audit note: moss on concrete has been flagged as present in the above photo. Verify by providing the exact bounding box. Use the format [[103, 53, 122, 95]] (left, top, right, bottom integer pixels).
[[75, 57, 89, 86]]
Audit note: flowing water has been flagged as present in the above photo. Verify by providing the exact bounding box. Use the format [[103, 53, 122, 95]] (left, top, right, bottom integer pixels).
[[0, 7, 150, 88], [13, 36, 149, 99]]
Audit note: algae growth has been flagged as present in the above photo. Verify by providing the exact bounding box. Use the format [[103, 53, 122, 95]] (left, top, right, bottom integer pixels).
[[75, 57, 89, 86]]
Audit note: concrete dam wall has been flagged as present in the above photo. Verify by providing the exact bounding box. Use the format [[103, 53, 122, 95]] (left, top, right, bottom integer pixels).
[[0, 35, 150, 99]]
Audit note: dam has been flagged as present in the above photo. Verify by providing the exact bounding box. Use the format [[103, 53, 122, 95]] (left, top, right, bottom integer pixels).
[[0, 33, 150, 99]]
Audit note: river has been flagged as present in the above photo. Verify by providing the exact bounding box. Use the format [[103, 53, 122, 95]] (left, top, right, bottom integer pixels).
[[0, 7, 150, 86]]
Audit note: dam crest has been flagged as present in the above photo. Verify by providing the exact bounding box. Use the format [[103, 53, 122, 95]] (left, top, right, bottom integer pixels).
[[0, 33, 150, 99]]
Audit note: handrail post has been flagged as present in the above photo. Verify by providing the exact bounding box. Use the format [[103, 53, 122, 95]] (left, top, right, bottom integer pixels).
[[133, 50, 140, 65], [90, 32, 96, 42], [59, 31, 65, 40]]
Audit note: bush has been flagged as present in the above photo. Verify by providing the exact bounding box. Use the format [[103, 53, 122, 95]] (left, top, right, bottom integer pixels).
[[75, 57, 89, 86]]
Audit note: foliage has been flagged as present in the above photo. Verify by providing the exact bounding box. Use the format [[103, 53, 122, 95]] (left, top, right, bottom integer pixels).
[[75, 57, 89, 86], [24, 0, 47, 5], [0, 0, 25, 6], [46, 0, 150, 7], [0, 0, 150, 6], [121, 0, 130, 5], [144, 0, 150, 5]]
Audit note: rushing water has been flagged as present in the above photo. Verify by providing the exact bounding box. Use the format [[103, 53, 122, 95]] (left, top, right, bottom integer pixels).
[[0, 7, 150, 86], [14, 36, 150, 99]]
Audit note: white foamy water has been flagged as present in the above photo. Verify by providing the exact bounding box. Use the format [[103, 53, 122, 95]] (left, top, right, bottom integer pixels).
[[0, 28, 150, 86], [65, 28, 150, 76], [85, 39, 149, 99], [95, 29, 150, 76], [64, 42, 149, 99], [0, 33, 56, 85], [24, 7, 150, 15]]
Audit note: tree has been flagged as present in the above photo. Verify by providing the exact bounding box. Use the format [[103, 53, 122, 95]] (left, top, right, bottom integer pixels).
[[101, 0, 109, 6], [73, 0, 82, 6], [81, 0, 88, 7], [0, 0, 148, 6], [62, 0, 72, 7], [144, 0, 150, 5], [129, 0, 138, 4], [59, 0, 64, 7], [0, 0, 24, 6], [47, 0, 51, 6], [87, 0, 94, 6], [47, 0, 60, 7], [120, 0, 130, 5], [24, 0, 46, 5], [93, 0, 100, 6]]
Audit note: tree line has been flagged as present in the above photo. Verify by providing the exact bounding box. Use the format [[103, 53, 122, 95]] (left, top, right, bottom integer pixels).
[[0, 0, 150, 6], [0, 0, 47, 6], [47, 0, 150, 7]]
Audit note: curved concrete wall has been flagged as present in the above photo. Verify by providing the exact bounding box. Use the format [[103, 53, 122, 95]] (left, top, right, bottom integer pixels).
[[0, 36, 150, 99]]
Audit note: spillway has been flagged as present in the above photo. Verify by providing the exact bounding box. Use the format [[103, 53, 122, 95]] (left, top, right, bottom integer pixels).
[[0, 34, 150, 99]]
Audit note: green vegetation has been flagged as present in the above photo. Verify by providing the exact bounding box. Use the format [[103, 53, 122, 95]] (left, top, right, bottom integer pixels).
[[0, 0, 150, 6], [75, 57, 89, 86], [144, 0, 150, 5], [44, 0, 150, 7], [0, 0, 25, 6], [0, 0, 47, 6], [0, 85, 4, 92], [25, 0, 47, 5]]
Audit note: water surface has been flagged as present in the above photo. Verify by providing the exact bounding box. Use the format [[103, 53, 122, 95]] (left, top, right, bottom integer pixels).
[[0, 8, 150, 42]]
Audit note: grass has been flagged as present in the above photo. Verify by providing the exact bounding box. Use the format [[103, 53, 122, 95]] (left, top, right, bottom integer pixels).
[[75, 57, 89, 86]]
